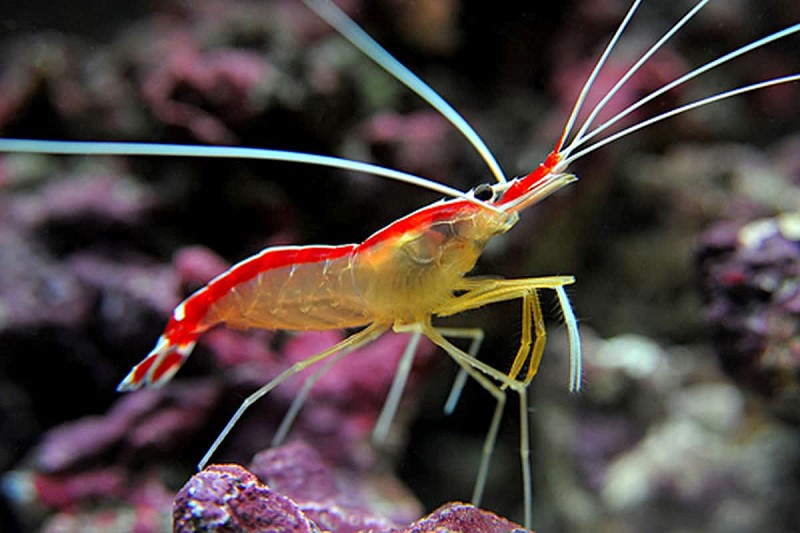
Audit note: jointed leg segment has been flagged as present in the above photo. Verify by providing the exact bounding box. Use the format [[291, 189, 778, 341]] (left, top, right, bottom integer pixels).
[[423, 324, 538, 527], [436, 275, 581, 391], [436, 327, 485, 415], [525, 289, 549, 384], [421, 325, 516, 514], [373, 330, 423, 444], [273, 329, 429, 449], [272, 348, 349, 447], [198, 322, 388, 470], [425, 276, 580, 527]]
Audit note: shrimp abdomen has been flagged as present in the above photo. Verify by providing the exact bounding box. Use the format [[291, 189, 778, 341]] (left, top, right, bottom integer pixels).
[[118, 244, 372, 391], [205, 245, 371, 331]]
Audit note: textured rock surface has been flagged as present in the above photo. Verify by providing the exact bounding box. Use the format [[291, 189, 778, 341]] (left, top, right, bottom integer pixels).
[[173, 464, 317, 533], [174, 448, 530, 533], [696, 213, 800, 421]]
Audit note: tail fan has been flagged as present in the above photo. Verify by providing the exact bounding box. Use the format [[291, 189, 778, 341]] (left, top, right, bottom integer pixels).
[[117, 336, 197, 391]]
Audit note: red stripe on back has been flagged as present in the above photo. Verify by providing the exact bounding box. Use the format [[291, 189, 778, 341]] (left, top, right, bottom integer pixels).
[[206, 245, 356, 302], [360, 200, 478, 249], [176, 245, 357, 330]]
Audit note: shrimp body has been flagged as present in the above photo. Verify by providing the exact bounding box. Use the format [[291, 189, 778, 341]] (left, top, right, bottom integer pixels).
[[120, 191, 521, 390]]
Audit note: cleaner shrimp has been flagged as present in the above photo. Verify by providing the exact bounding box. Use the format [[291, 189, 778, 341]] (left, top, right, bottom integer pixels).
[[1, 0, 798, 528]]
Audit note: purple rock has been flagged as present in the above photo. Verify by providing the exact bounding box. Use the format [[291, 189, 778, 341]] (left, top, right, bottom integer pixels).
[[249, 441, 415, 531], [406, 502, 529, 533], [35, 416, 130, 474], [358, 111, 454, 181], [140, 36, 271, 144], [8, 170, 157, 228], [177, 443, 529, 533], [33, 468, 125, 509], [33, 379, 221, 473], [250, 442, 339, 503], [695, 213, 800, 421], [173, 245, 231, 289], [173, 464, 316, 533], [0, 231, 90, 331]]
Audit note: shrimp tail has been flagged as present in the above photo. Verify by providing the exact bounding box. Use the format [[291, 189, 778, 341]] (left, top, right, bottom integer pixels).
[[117, 314, 201, 391], [116, 270, 226, 391]]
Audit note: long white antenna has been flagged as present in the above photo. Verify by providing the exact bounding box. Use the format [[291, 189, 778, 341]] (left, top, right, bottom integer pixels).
[[302, 0, 507, 183], [563, 74, 800, 166], [569, 22, 800, 155], [0, 139, 469, 200], [566, 0, 710, 156], [558, 0, 643, 148]]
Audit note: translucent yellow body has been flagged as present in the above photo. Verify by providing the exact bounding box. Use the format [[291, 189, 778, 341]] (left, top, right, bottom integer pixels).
[[352, 201, 518, 326], [204, 200, 518, 333]]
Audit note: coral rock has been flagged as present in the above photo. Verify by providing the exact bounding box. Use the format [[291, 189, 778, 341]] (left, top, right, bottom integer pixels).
[[249, 441, 417, 531], [173, 464, 316, 533], [695, 212, 800, 422], [407, 502, 530, 533], [175, 443, 529, 533]]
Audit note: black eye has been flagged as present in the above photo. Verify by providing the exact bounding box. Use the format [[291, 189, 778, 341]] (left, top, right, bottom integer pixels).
[[472, 183, 495, 201]]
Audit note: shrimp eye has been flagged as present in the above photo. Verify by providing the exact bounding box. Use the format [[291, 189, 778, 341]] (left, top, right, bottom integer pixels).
[[472, 183, 495, 202]]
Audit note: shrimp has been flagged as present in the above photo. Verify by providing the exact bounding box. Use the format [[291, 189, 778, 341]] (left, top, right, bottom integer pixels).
[[1, 0, 799, 528]]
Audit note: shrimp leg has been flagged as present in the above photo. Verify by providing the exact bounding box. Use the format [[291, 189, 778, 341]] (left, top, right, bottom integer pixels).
[[199, 322, 388, 470], [375, 328, 490, 445], [508, 290, 546, 385], [421, 325, 529, 525], [437, 327, 485, 415], [438, 276, 581, 391], [273, 327, 487, 451], [440, 290, 546, 418], [275, 330, 420, 448], [272, 348, 348, 447], [275, 330, 428, 449], [373, 330, 423, 445]]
